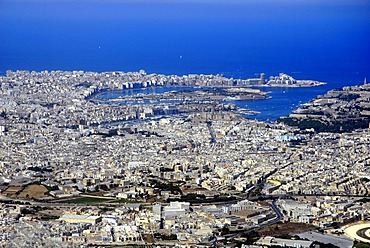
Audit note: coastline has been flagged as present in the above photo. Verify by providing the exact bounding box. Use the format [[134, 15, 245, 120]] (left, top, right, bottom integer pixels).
[[1, 70, 340, 123], [264, 81, 326, 88]]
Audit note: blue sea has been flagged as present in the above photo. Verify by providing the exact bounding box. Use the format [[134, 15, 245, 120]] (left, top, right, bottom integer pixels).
[[1, 1, 369, 120]]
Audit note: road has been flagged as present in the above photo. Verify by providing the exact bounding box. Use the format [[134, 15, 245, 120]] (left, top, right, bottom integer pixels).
[[226, 199, 284, 240], [206, 121, 217, 143]]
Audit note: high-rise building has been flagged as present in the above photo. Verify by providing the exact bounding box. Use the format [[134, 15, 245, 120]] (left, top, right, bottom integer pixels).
[[260, 73, 266, 84]]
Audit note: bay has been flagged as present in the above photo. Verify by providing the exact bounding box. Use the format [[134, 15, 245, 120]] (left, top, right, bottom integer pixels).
[[96, 79, 361, 121], [1, 1, 368, 120]]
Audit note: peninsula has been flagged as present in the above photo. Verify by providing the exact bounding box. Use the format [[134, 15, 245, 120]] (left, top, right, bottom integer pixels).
[[1, 70, 323, 91], [281, 80, 370, 132]]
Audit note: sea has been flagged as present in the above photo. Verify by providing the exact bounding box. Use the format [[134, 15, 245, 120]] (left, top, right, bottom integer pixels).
[[1, 1, 369, 121]]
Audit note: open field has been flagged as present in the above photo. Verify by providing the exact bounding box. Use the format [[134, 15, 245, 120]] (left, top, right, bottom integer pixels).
[[53, 196, 141, 204], [354, 242, 370, 248], [231, 209, 261, 218], [259, 222, 317, 237], [2, 186, 22, 197], [55, 197, 113, 204], [109, 199, 141, 203], [142, 234, 155, 243], [18, 184, 48, 199], [39, 209, 64, 216]]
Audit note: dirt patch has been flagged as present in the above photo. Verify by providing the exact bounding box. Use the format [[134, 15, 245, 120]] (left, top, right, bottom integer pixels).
[[2, 186, 22, 197], [257, 201, 271, 207], [39, 209, 64, 216], [259, 222, 317, 237], [232, 209, 262, 218], [18, 184, 48, 199], [142, 234, 155, 243], [37, 209, 64, 220]]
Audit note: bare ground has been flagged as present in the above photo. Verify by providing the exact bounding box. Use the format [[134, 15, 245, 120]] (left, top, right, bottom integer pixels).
[[18, 184, 48, 199], [259, 222, 317, 237]]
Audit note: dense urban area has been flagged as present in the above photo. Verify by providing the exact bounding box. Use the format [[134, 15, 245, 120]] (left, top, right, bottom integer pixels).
[[0, 70, 369, 248]]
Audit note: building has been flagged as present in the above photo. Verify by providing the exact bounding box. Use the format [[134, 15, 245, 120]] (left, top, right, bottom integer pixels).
[[256, 236, 314, 248], [59, 214, 102, 225], [163, 201, 190, 219]]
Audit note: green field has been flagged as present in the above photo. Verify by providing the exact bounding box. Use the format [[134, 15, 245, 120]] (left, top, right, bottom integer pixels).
[[57, 197, 113, 204], [109, 198, 140, 203], [354, 242, 370, 248], [56, 196, 141, 204]]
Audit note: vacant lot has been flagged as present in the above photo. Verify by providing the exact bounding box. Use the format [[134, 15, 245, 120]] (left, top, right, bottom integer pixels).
[[18, 184, 48, 199], [232, 209, 261, 218], [142, 234, 155, 243], [259, 222, 317, 237], [56, 197, 113, 204], [2, 186, 22, 197]]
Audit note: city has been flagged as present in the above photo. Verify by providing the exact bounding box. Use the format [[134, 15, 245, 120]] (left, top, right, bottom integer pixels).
[[0, 70, 369, 247]]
